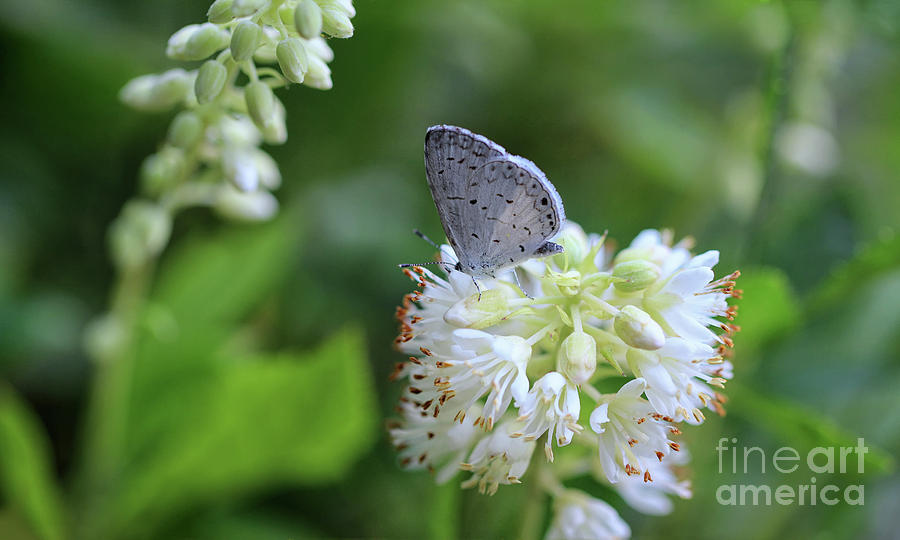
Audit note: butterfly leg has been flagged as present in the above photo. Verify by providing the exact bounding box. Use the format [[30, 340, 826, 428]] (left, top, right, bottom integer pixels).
[[511, 268, 533, 299], [470, 275, 482, 301]]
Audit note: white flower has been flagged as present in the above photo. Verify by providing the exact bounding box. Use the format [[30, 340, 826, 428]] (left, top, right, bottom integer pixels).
[[545, 489, 631, 540], [513, 372, 582, 460], [460, 422, 535, 495], [626, 338, 730, 424], [389, 402, 482, 483], [615, 229, 693, 277], [611, 448, 691, 516], [394, 248, 482, 354], [589, 379, 679, 483], [391, 222, 741, 537], [406, 329, 531, 431], [642, 250, 739, 345]]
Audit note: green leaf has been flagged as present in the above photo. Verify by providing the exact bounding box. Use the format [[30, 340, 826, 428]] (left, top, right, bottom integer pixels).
[[729, 384, 894, 475], [185, 509, 323, 540], [0, 385, 66, 540], [110, 327, 376, 537], [732, 266, 800, 357], [807, 232, 900, 314], [151, 219, 293, 328], [129, 217, 296, 411]]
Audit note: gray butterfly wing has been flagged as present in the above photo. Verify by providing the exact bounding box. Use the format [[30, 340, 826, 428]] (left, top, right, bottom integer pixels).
[[457, 155, 566, 276], [424, 125, 507, 260]]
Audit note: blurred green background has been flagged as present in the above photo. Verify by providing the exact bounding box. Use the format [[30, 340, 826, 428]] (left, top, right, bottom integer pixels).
[[1, 0, 899, 538]]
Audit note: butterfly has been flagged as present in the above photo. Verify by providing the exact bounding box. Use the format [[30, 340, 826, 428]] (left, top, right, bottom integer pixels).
[[402, 125, 565, 294]]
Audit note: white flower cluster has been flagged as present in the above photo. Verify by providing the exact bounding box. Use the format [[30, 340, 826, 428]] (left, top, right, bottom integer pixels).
[[111, 0, 354, 268], [390, 223, 740, 538]]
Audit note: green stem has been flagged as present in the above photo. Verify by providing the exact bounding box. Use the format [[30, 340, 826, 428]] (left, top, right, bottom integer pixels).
[[745, 13, 795, 261], [428, 482, 459, 540], [519, 450, 548, 540], [77, 259, 155, 539]]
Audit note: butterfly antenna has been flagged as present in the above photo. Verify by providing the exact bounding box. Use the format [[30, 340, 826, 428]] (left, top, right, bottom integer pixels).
[[413, 229, 441, 250], [398, 261, 452, 269]]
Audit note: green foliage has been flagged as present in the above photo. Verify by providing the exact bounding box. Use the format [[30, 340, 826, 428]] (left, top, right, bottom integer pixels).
[[807, 233, 900, 314], [81, 218, 379, 537], [733, 267, 800, 358], [1, 0, 899, 538], [112, 328, 376, 537], [0, 385, 65, 540]]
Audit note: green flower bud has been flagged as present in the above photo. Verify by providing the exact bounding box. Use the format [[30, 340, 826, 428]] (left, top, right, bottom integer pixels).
[[320, 6, 354, 38], [295, 0, 323, 39], [546, 269, 581, 296], [120, 69, 192, 112], [261, 99, 287, 144], [244, 84, 287, 144], [167, 23, 229, 61], [613, 305, 665, 350], [215, 186, 278, 221], [278, 3, 295, 26], [244, 81, 275, 131], [558, 330, 597, 384], [303, 55, 332, 90], [108, 201, 172, 269], [230, 20, 261, 62], [276, 38, 309, 84], [231, 0, 266, 17], [140, 147, 186, 195], [553, 223, 590, 267], [167, 111, 204, 149], [443, 289, 509, 329], [195, 60, 228, 104], [207, 0, 234, 24], [612, 259, 661, 292]]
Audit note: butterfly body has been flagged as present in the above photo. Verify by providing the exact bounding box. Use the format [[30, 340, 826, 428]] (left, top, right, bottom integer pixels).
[[423, 125, 565, 278]]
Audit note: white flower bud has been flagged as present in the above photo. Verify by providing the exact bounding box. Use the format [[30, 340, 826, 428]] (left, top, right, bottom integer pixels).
[[230, 20, 261, 62], [252, 149, 281, 189], [215, 186, 278, 221], [207, 0, 234, 24], [120, 69, 192, 112], [108, 201, 172, 269], [222, 147, 259, 192], [194, 60, 228, 104], [294, 0, 323, 39], [558, 330, 597, 384], [443, 289, 509, 329], [320, 5, 353, 38], [167, 23, 229, 61], [613, 259, 661, 292], [613, 305, 666, 350], [303, 54, 333, 90], [218, 114, 262, 147], [304, 36, 334, 62], [167, 111, 204, 149], [231, 0, 266, 17], [319, 0, 355, 18], [140, 147, 186, 195], [276, 38, 309, 84]]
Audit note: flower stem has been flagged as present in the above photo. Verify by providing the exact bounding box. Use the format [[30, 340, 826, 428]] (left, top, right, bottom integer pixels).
[[77, 258, 155, 539], [519, 447, 548, 540], [745, 14, 795, 261]]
